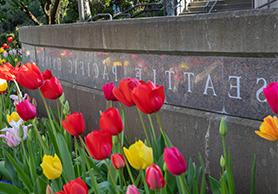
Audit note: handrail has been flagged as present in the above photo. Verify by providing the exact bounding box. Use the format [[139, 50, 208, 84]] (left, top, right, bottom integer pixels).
[[88, 13, 113, 22], [209, 0, 218, 13], [257, 0, 278, 8], [113, 2, 163, 19]]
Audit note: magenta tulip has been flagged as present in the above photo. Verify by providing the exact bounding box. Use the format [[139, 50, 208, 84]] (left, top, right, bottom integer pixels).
[[263, 82, 278, 114], [164, 147, 187, 176], [16, 99, 36, 121], [102, 82, 118, 101]]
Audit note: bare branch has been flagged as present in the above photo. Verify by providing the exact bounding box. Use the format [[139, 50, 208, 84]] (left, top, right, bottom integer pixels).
[[18, 1, 43, 25]]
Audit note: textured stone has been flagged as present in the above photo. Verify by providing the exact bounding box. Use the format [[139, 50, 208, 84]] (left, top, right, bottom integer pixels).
[[21, 44, 278, 120]]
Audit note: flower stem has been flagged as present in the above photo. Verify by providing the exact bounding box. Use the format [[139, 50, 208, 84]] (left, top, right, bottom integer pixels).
[[155, 113, 172, 147], [74, 137, 81, 177], [85, 157, 100, 194], [136, 108, 151, 146], [13, 80, 22, 100], [106, 160, 120, 194], [32, 119, 48, 154], [140, 170, 150, 194], [39, 91, 56, 134], [124, 156, 135, 185], [177, 175, 190, 194], [147, 114, 157, 143]]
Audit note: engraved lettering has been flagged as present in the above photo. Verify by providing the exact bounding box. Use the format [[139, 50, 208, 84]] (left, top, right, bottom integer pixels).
[[203, 74, 217, 96], [228, 76, 242, 99]]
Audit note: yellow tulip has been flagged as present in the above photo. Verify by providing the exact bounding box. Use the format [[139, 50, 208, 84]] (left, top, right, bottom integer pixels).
[[255, 115, 278, 142], [7, 112, 21, 123], [0, 59, 6, 64], [40, 154, 62, 180], [0, 47, 4, 53], [0, 79, 8, 93], [123, 140, 153, 170]]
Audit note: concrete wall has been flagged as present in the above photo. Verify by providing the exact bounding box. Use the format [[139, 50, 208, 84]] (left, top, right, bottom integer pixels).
[[19, 9, 278, 194]]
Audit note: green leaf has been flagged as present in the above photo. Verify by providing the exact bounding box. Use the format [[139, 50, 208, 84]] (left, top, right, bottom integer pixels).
[[0, 182, 26, 194], [250, 154, 256, 194], [208, 176, 221, 194], [56, 133, 75, 181], [5, 152, 32, 192], [0, 161, 12, 181]]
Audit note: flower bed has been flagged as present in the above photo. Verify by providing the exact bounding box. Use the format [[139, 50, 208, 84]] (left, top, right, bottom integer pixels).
[[0, 36, 277, 194]]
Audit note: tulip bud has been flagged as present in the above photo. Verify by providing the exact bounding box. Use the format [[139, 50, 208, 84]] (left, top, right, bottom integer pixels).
[[220, 155, 225, 168], [126, 185, 140, 194], [111, 153, 125, 169], [85, 130, 112, 160], [62, 112, 86, 136], [219, 117, 228, 137], [16, 100, 37, 121], [102, 82, 118, 101], [2, 43, 9, 49], [7, 36, 13, 43], [99, 107, 123, 136], [145, 164, 166, 190], [46, 185, 54, 194]]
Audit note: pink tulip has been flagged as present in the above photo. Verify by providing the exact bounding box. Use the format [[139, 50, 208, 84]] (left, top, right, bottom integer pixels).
[[164, 147, 187, 176], [126, 185, 140, 194], [263, 82, 278, 114], [145, 164, 166, 190]]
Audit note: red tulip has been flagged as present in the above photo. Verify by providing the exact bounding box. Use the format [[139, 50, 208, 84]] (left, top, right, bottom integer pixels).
[[7, 36, 13, 43], [40, 76, 63, 100], [164, 147, 187, 176], [126, 185, 140, 194], [99, 107, 123, 136], [62, 112, 86, 136], [16, 99, 36, 121], [111, 153, 125, 169], [2, 43, 9, 49], [43, 69, 53, 80], [263, 82, 278, 114], [132, 81, 165, 114], [16, 63, 43, 90], [56, 177, 88, 194], [0, 63, 16, 81], [145, 164, 166, 190], [102, 82, 118, 101], [85, 130, 112, 160], [113, 78, 140, 106]]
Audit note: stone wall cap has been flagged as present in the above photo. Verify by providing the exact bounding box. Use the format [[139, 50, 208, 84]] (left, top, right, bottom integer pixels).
[[19, 9, 278, 54]]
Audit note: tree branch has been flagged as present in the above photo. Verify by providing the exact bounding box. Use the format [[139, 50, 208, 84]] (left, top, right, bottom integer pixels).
[[18, 1, 42, 25], [38, 0, 50, 24]]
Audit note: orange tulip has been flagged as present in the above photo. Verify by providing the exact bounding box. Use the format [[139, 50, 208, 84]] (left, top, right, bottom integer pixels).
[[255, 115, 278, 142]]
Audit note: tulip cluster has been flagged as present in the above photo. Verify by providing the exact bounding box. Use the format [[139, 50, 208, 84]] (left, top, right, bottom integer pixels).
[[0, 44, 270, 194], [103, 78, 165, 114]]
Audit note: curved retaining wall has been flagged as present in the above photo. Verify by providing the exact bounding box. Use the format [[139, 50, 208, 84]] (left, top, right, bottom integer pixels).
[[19, 9, 278, 193]]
